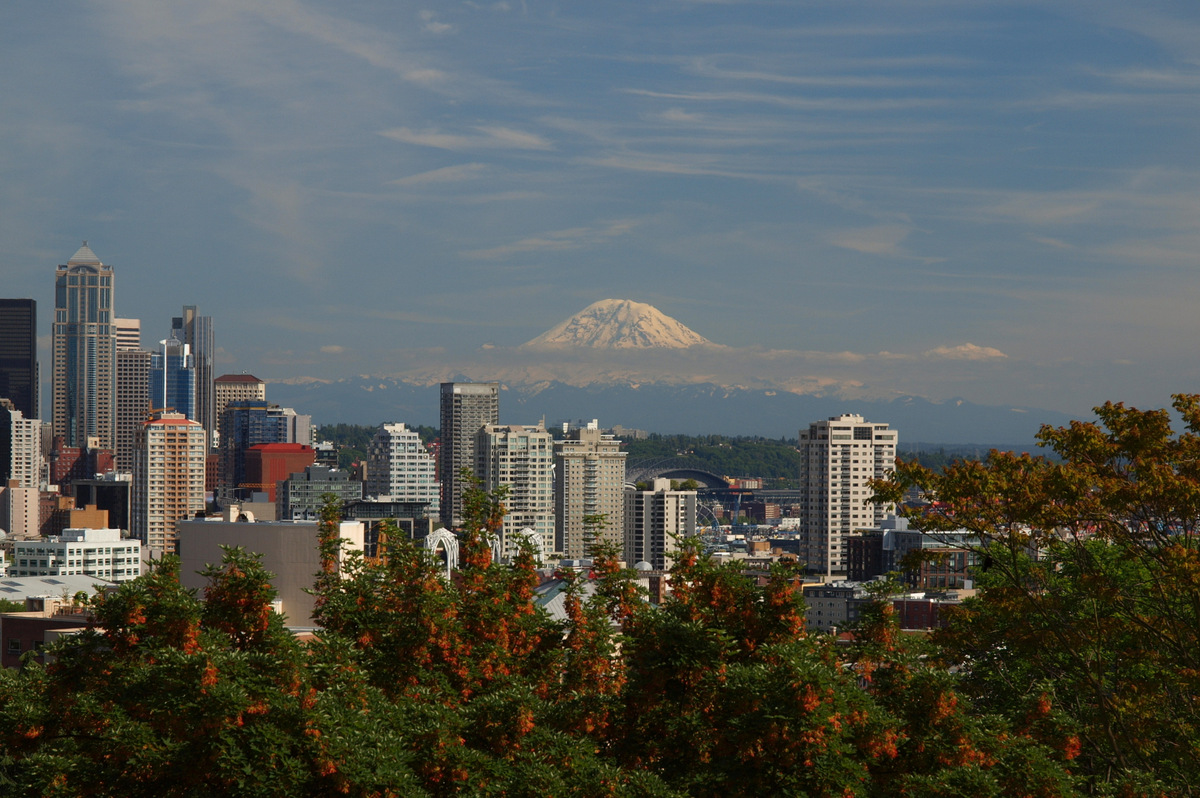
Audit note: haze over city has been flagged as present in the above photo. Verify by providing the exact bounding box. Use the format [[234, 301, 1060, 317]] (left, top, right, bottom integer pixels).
[[3, 2, 1199, 418]]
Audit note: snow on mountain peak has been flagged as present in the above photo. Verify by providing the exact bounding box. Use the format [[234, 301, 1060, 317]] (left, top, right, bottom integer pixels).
[[522, 299, 712, 350]]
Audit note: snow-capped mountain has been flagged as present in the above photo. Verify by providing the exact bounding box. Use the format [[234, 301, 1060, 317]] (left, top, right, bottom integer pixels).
[[522, 299, 712, 349]]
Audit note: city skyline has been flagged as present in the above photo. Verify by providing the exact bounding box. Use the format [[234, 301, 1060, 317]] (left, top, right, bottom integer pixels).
[[3, 4, 1199, 418]]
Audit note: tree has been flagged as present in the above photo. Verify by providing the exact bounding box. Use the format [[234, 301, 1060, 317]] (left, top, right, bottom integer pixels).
[[876, 395, 1200, 795]]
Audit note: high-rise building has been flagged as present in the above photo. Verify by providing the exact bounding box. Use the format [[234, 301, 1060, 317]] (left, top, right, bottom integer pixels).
[[0, 299, 38, 420], [114, 318, 141, 352], [475, 424, 555, 560], [554, 422, 627, 559], [172, 307, 215, 447], [241, 442, 314, 502], [149, 333, 196, 419], [439, 382, 499, 527], [0, 399, 42, 489], [624, 478, 696, 571], [217, 400, 307, 498], [131, 411, 206, 554], [115, 349, 152, 473], [798, 414, 898, 577], [365, 423, 440, 516], [214, 373, 266, 437], [52, 243, 116, 449], [0, 479, 41, 539]]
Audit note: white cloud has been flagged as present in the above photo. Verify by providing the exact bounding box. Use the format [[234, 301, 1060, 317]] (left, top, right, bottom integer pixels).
[[924, 343, 1008, 361], [379, 126, 552, 151], [391, 163, 488, 185]]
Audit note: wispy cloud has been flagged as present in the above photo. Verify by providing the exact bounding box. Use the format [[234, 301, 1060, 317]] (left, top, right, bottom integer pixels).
[[380, 126, 553, 150], [924, 344, 1008, 361], [391, 163, 488, 185], [462, 220, 639, 260]]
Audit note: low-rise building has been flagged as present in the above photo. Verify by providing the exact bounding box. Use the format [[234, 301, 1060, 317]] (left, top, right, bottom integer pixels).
[[9, 528, 142, 583]]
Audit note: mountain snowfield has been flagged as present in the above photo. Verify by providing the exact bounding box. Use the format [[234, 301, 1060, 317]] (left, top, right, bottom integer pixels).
[[522, 299, 712, 349]]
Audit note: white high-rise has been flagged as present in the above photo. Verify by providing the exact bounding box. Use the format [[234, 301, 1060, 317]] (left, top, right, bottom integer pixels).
[[798, 414, 897, 577], [554, 422, 627, 559], [364, 423, 439, 516], [476, 424, 554, 560], [624, 478, 696, 571]]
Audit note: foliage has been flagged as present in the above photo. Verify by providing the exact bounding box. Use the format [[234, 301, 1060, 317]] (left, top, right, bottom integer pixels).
[[317, 423, 438, 470], [877, 394, 1200, 796], [624, 434, 804, 486]]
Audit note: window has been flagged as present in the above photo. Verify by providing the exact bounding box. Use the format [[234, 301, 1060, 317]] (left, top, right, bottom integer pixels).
[[7, 639, 20, 655]]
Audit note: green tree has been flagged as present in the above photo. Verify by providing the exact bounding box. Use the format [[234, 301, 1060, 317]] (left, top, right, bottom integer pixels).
[[876, 395, 1200, 795]]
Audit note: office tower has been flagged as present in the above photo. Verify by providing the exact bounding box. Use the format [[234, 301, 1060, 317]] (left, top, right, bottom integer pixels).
[[798, 414, 898, 577], [52, 243, 116, 449], [241, 442, 314, 502], [172, 306, 215, 447], [553, 421, 627, 559], [439, 382, 499, 527], [114, 318, 141, 351], [217, 400, 305, 498], [277, 464, 363, 521], [625, 478, 697, 571], [0, 299, 38, 420], [0, 399, 42, 488], [365, 423, 440, 516], [132, 411, 206, 554], [149, 333, 196, 419], [214, 373, 266, 435], [115, 348, 151, 473], [475, 423, 554, 560]]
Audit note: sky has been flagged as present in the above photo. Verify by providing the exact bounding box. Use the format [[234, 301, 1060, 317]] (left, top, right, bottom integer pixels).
[[2, 1, 1199, 418]]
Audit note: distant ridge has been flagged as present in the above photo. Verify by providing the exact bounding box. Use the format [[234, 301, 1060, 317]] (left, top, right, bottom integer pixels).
[[523, 299, 711, 350]]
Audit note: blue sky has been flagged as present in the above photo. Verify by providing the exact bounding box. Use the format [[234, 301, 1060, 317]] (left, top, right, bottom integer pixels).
[[2, 1, 1199, 416]]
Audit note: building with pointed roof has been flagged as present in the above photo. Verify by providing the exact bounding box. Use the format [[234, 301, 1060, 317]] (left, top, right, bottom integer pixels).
[[52, 243, 116, 449]]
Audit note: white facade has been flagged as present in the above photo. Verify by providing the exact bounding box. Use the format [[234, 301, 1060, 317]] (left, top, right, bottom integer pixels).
[[132, 412, 207, 554], [798, 414, 897, 576], [555, 423, 627, 558], [2, 404, 42, 488], [364, 423, 439, 515], [476, 424, 554, 560], [10, 527, 142, 583], [624, 478, 696, 571]]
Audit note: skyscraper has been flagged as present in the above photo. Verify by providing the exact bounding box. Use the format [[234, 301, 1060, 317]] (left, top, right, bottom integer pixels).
[[554, 422, 627, 559], [149, 333, 196, 420], [114, 318, 141, 352], [625, 478, 696, 571], [365, 422, 440, 516], [476, 423, 554, 560], [52, 243, 116, 449], [798, 414, 898, 577], [172, 306, 215, 447], [114, 348, 151, 474], [132, 411, 206, 554], [0, 299, 38, 420], [0, 398, 42, 488], [439, 382, 499, 527]]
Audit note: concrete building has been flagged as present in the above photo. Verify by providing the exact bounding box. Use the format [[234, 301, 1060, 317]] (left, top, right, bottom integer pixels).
[[217, 400, 309, 498], [555, 422, 627, 559], [9, 527, 141, 583], [71, 474, 131, 533], [0, 298, 38, 420], [242, 443, 315, 502], [276, 464, 362, 520], [364, 423, 439, 516], [0, 400, 42, 488], [172, 307, 215, 448], [52, 243, 116, 450], [177, 516, 364, 625], [439, 382, 499, 527], [624, 478, 696, 570], [475, 424, 554, 560], [213, 373, 266, 435], [0, 479, 40, 539], [132, 412, 206, 554], [114, 348, 151, 474], [797, 414, 898, 576], [114, 318, 141, 352]]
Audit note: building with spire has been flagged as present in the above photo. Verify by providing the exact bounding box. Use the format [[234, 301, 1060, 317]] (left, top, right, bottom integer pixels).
[[52, 243, 116, 449], [172, 306, 215, 447]]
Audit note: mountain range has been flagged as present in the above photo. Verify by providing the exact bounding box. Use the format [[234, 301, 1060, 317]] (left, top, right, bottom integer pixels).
[[266, 299, 1078, 446]]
